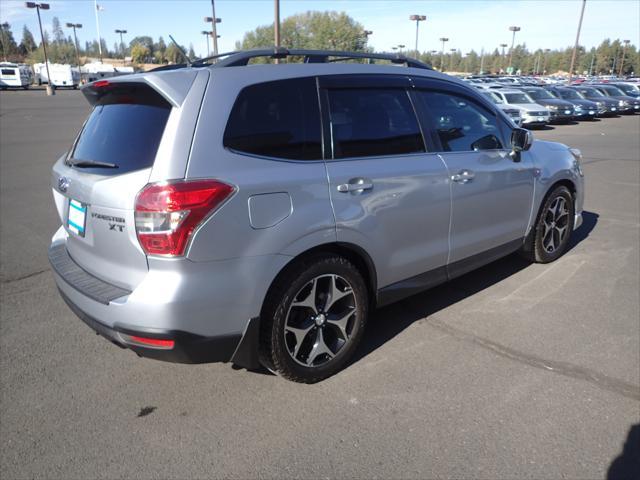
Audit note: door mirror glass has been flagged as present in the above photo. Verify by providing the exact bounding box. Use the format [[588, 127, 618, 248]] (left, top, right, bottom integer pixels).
[[511, 128, 533, 152]]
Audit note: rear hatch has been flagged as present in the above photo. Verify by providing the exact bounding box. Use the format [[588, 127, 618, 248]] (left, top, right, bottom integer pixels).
[[51, 70, 208, 290]]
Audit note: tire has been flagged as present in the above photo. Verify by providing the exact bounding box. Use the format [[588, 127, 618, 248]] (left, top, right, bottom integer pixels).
[[521, 185, 575, 263], [260, 254, 369, 383]]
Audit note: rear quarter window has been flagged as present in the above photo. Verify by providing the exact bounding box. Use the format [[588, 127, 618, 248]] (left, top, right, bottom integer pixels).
[[223, 77, 322, 161]]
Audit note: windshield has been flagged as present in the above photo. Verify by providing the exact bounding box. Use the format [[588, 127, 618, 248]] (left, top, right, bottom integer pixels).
[[579, 88, 604, 98], [483, 92, 504, 104], [505, 93, 533, 104], [600, 86, 625, 96], [616, 84, 639, 94], [558, 89, 582, 100], [525, 89, 555, 100]]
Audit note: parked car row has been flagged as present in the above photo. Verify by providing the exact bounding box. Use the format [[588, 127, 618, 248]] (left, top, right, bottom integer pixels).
[[463, 75, 640, 128]]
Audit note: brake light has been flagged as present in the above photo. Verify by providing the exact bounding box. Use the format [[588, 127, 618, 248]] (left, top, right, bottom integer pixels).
[[135, 179, 235, 256], [93, 80, 111, 88]]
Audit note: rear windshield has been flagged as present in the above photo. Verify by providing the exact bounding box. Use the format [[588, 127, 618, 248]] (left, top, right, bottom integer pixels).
[[70, 84, 171, 175]]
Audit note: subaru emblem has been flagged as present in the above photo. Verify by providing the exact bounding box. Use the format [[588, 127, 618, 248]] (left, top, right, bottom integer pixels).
[[58, 176, 69, 193]]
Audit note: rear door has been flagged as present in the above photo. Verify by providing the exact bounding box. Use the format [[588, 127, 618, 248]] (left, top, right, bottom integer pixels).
[[413, 80, 535, 273], [320, 75, 451, 291], [51, 72, 207, 289]]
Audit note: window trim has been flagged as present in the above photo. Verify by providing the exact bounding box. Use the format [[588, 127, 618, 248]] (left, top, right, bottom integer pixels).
[[414, 87, 511, 153], [222, 76, 324, 162], [319, 80, 429, 161]]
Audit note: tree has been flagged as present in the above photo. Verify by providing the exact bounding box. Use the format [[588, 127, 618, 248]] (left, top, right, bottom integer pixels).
[[51, 17, 65, 44], [237, 11, 368, 54], [188, 43, 196, 60], [154, 36, 167, 63], [129, 35, 154, 58], [131, 43, 150, 64], [165, 42, 187, 63], [0, 22, 18, 61], [19, 25, 37, 55]]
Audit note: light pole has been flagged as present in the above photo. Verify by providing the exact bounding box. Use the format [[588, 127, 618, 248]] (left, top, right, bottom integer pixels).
[[542, 48, 551, 74], [568, 0, 586, 84], [619, 39, 630, 76], [409, 15, 426, 58], [499, 43, 507, 72], [25, 2, 54, 95], [201, 31, 211, 57], [398, 44, 406, 54], [508, 26, 521, 73], [115, 29, 127, 60], [439, 37, 449, 71], [449, 48, 456, 71], [65, 22, 82, 67]]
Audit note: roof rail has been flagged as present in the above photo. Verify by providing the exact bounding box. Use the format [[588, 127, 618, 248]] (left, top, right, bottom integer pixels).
[[189, 48, 432, 70]]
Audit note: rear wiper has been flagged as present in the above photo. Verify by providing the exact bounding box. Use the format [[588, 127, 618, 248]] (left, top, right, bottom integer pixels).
[[67, 158, 119, 169]]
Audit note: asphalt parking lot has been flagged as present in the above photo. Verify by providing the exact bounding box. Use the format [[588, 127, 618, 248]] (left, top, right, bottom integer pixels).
[[1, 89, 639, 479]]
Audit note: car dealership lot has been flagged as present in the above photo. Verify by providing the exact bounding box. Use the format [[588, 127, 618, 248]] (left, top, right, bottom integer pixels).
[[1, 90, 638, 479]]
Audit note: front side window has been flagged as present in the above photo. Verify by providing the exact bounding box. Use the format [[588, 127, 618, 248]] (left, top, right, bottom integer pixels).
[[327, 88, 424, 159], [223, 77, 322, 161], [418, 91, 504, 152]]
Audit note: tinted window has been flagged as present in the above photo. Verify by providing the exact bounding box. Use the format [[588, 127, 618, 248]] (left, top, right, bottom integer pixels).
[[1, 69, 16, 75], [327, 88, 424, 159], [505, 92, 534, 104], [418, 91, 504, 152], [224, 77, 322, 160], [71, 86, 171, 175]]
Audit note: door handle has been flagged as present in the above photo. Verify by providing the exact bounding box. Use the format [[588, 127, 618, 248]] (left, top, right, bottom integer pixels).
[[451, 169, 475, 184], [337, 178, 374, 193]]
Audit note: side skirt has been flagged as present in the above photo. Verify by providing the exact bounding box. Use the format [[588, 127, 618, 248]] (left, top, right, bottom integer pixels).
[[377, 238, 524, 308]]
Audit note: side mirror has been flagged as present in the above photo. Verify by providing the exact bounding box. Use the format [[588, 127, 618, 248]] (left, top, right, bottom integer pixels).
[[511, 128, 533, 152], [510, 128, 533, 162]]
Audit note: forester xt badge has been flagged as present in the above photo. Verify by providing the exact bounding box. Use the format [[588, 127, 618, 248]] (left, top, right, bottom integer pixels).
[[92, 213, 126, 232]]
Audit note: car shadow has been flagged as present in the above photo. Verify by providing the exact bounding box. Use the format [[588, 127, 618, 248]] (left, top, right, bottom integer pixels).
[[607, 424, 640, 480], [351, 210, 599, 365]]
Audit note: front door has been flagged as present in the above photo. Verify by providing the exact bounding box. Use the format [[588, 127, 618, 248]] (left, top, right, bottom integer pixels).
[[320, 75, 451, 292]]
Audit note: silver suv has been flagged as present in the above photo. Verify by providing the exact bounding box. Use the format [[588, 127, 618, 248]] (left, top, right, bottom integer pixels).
[[49, 49, 584, 383]]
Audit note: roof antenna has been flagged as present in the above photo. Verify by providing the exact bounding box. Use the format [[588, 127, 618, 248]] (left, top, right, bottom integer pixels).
[[169, 35, 192, 67]]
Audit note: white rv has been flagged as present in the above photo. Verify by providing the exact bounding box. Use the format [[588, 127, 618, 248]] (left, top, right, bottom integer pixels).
[[0, 63, 32, 89], [34, 63, 80, 88], [81, 63, 135, 83]]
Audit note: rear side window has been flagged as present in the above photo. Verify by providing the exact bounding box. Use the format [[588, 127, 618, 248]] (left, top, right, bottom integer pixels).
[[327, 88, 424, 159], [223, 77, 322, 160], [417, 90, 504, 152], [71, 84, 171, 175]]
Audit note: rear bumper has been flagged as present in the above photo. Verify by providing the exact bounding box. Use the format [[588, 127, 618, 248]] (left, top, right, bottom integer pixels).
[[48, 230, 288, 365], [58, 288, 240, 363]]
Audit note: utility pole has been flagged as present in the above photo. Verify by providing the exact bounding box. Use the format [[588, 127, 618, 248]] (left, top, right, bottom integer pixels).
[[479, 48, 485, 74], [210, 0, 219, 55], [619, 39, 630, 76], [25, 2, 54, 95], [409, 15, 426, 58], [568, 0, 586, 84], [588, 52, 595, 76], [508, 26, 521, 72], [274, 0, 281, 48]]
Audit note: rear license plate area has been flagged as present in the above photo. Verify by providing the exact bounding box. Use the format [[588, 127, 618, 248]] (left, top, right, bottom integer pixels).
[[68, 199, 87, 237]]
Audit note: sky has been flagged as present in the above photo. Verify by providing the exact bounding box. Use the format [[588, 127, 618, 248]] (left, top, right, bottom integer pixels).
[[1, 0, 639, 58]]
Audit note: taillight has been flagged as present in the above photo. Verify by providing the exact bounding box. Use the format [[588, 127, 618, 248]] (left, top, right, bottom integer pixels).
[[135, 179, 235, 256]]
